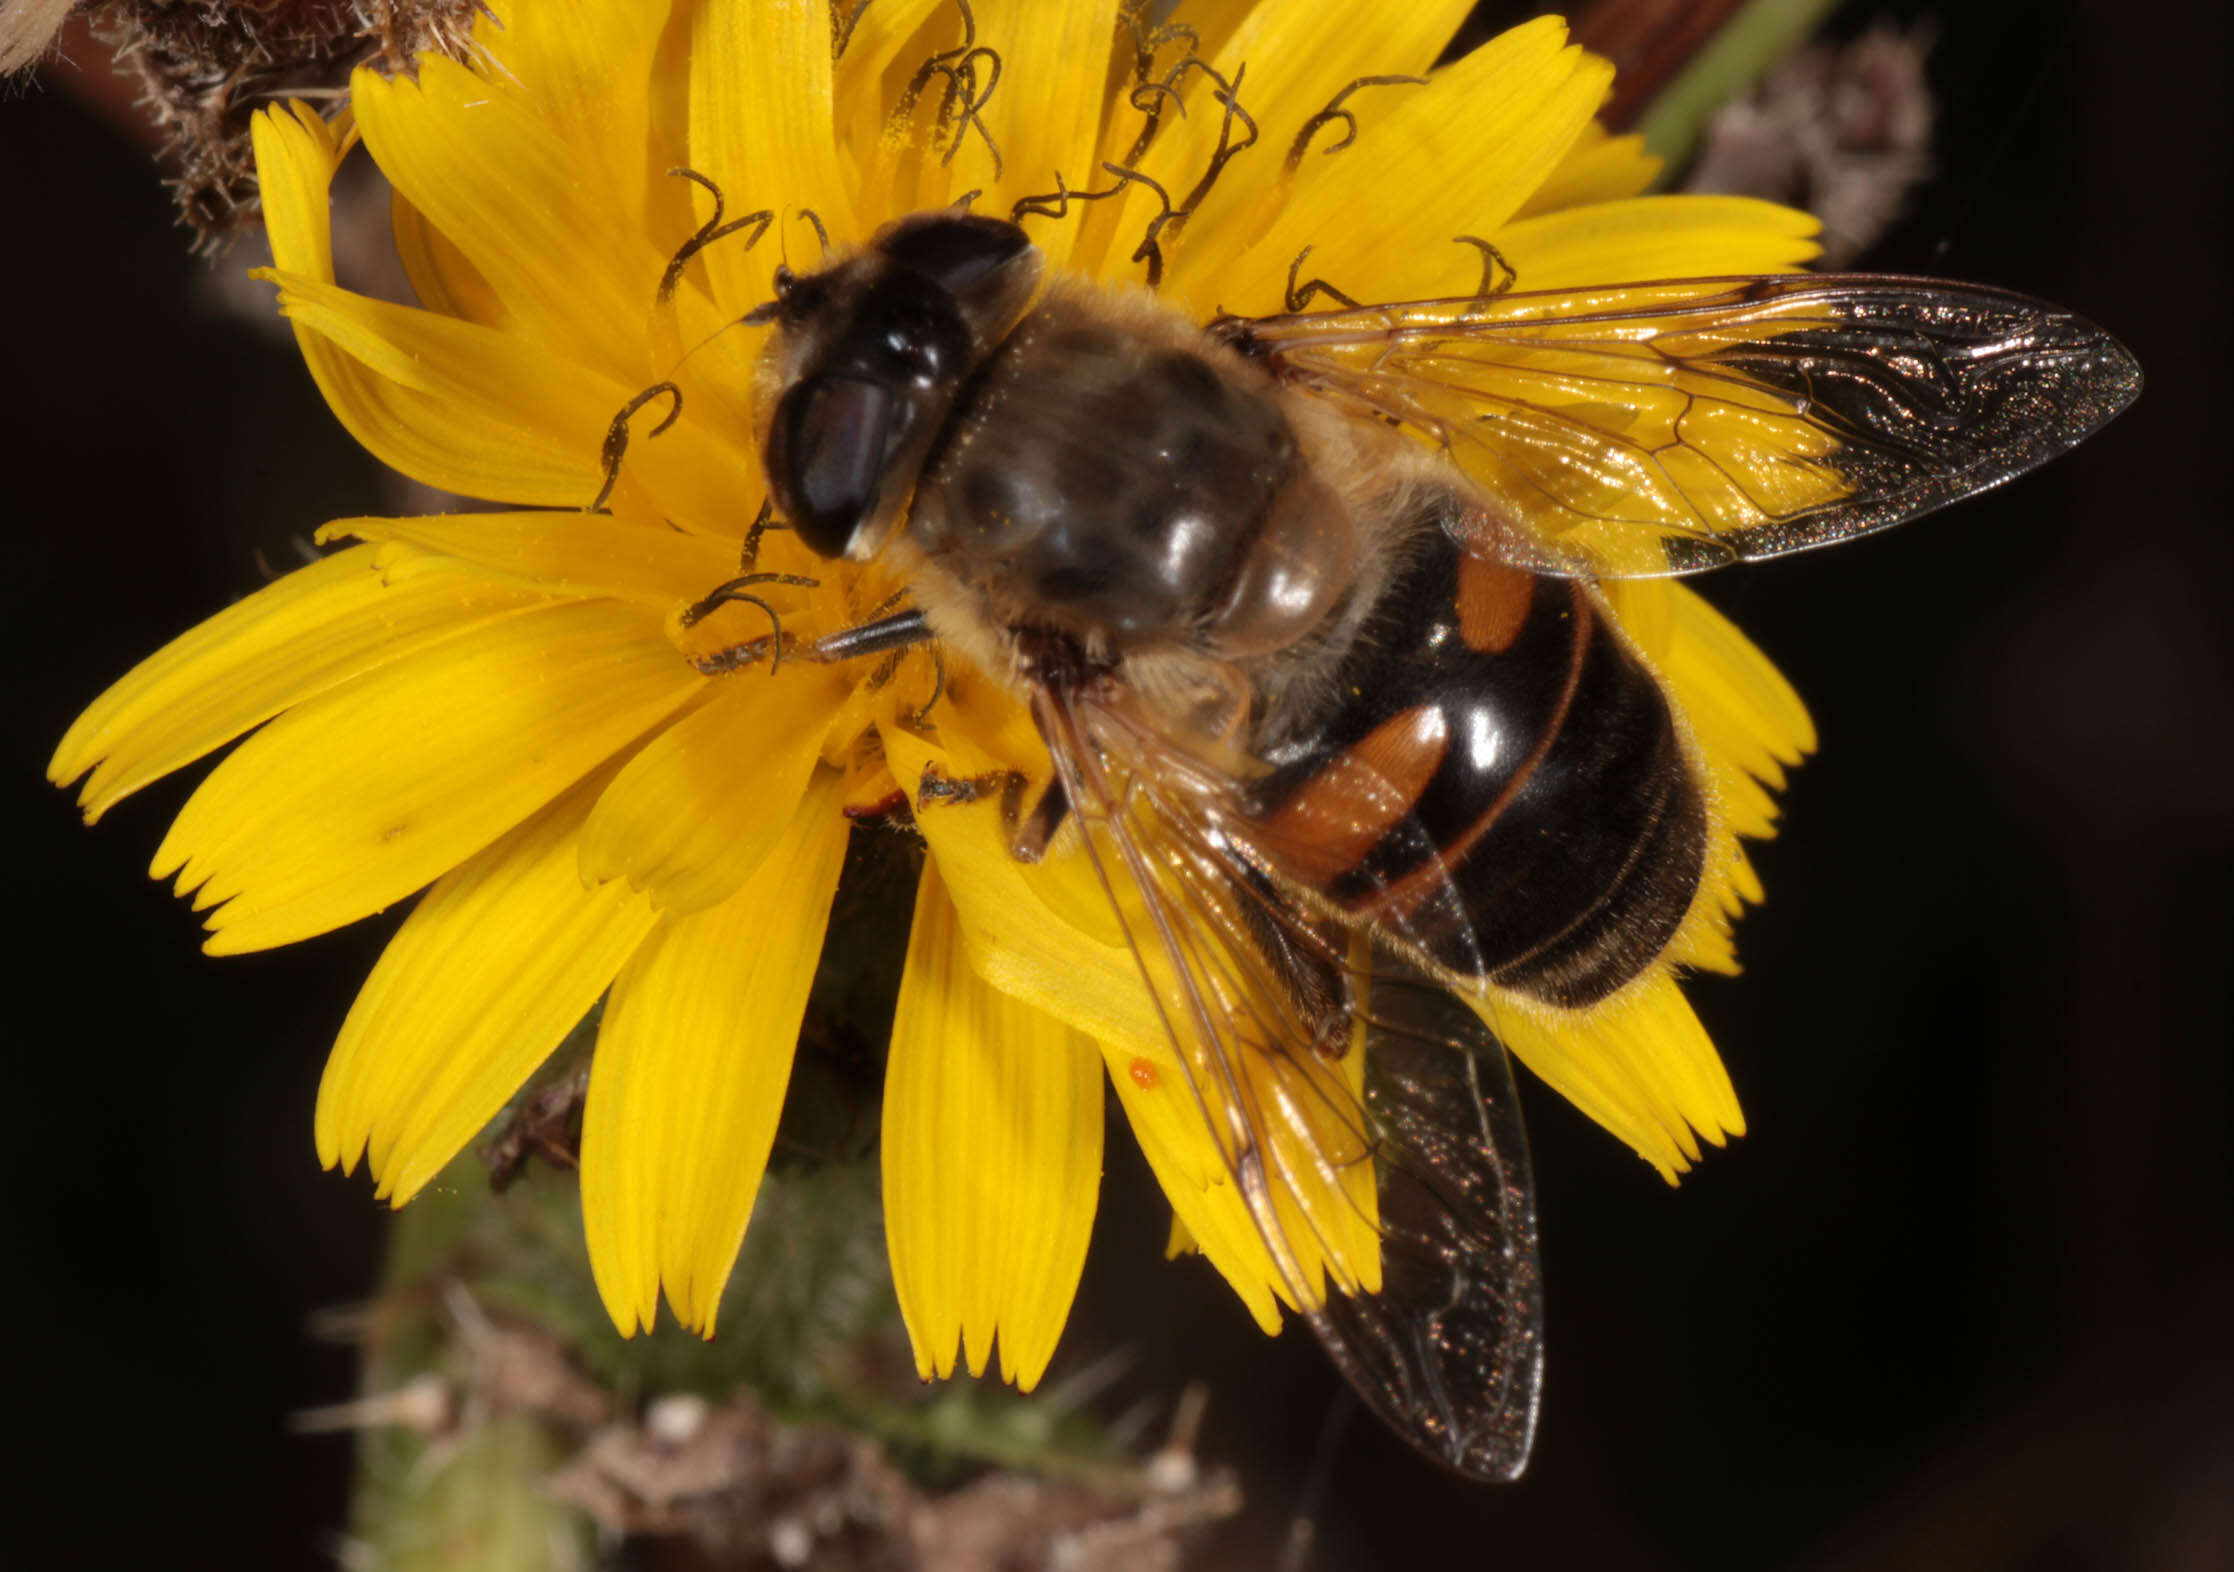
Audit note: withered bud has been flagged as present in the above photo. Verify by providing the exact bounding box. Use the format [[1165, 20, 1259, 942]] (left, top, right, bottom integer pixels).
[[0, 0, 76, 75], [24, 1, 484, 247], [1686, 24, 1938, 269]]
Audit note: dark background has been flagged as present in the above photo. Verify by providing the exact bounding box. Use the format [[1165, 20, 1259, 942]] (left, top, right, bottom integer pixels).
[[4, 0, 2228, 1566]]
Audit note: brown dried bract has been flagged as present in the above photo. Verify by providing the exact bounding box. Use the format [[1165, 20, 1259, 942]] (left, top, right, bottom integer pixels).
[[72, 0, 484, 245], [547, 1387, 1240, 1572]]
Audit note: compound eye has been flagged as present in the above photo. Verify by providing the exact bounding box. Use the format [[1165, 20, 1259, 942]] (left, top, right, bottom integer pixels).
[[764, 375, 907, 557]]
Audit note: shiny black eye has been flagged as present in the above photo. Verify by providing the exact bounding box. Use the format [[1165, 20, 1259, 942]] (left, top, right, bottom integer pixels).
[[764, 375, 909, 557], [847, 273, 971, 387], [876, 213, 1031, 297]]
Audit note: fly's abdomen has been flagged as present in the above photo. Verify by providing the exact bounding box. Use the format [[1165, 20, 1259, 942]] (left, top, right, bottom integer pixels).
[[1246, 513, 1706, 1007]]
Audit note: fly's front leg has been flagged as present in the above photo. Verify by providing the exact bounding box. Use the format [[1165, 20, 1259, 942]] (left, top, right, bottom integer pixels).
[[680, 570, 823, 670], [689, 604, 936, 678]]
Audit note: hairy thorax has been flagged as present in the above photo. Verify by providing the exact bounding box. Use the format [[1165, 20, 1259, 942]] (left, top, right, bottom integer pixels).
[[904, 281, 1426, 745]]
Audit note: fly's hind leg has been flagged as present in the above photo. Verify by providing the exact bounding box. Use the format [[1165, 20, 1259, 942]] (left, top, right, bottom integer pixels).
[[913, 762, 1066, 864], [916, 762, 1032, 830]]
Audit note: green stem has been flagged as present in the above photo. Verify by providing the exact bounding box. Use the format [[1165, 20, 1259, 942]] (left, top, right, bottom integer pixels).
[[1633, 0, 1844, 175], [347, 1176, 595, 1572], [365, 1418, 584, 1572]]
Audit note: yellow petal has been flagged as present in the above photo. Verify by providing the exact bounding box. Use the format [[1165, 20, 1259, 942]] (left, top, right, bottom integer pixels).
[[872, 1, 1000, 216], [271, 264, 771, 536], [687, 0, 854, 310], [157, 600, 699, 955], [254, 99, 346, 282], [1616, 580, 1815, 792], [259, 108, 761, 527], [1183, 19, 1612, 308], [1105, 1040, 1283, 1333], [391, 188, 508, 329], [1132, 0, 1483, 285], [316, 768, 659, 1206], [891, 677, 1377, 1321], [832, 0, 945, 181], [880, 719, 1163, 1058], [1166, 0, 1256, 63], [879, 676, 1307, 1341], [1490, 194, 1820, 290], [1512, 120, 1661, 219], [258, 103, 548, 502], [479, 0, 672, 236], [1165, 1210, 1197, 1259], [1484, 971, 1744, 1184], [971, 0, 1121, 244], [579, 666, 847, 914], [353, 57, 660, 382], [884, 862, 1104, 1389], [255, 268, 623, 510], [1099, 876, 1382, 1319], [581, 771, 851, 1336], [320, 512, 742, 609], [52, 545, 541, 822]]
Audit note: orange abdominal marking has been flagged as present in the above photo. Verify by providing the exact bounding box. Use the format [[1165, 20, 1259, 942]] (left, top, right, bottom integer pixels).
[[1454, 552, 1534, 654], [1251, 703, 1450, 885]]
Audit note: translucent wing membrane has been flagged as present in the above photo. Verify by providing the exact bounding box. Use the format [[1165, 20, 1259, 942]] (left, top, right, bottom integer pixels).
[[1233, 276, 2143, 576], [1033, 683, 1543, 1480], [1332, 962, 1541, 1475]]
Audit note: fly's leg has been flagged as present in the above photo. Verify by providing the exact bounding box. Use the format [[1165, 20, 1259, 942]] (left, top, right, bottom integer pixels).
[[916, 762, 1031, 831], [688, 606, 934, 677]]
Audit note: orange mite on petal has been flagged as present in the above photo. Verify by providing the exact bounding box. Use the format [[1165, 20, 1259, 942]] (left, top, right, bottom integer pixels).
[[1127, 1057, 1158, 1091]]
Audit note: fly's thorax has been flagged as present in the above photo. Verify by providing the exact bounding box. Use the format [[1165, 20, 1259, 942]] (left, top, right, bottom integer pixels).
[[906, 285, 1362, 663]]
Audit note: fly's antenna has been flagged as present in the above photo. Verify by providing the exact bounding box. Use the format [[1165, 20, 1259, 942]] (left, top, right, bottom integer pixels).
[[796, 207, 833, 259]]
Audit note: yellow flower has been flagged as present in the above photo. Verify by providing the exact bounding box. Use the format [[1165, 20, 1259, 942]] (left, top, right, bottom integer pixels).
[[49, 0, 1817, 1387]]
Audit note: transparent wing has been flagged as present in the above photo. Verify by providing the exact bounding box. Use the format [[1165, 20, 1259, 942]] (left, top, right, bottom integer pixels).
[[1030, 680, 1542, 1480], [1231, 274, 2142, 576]]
